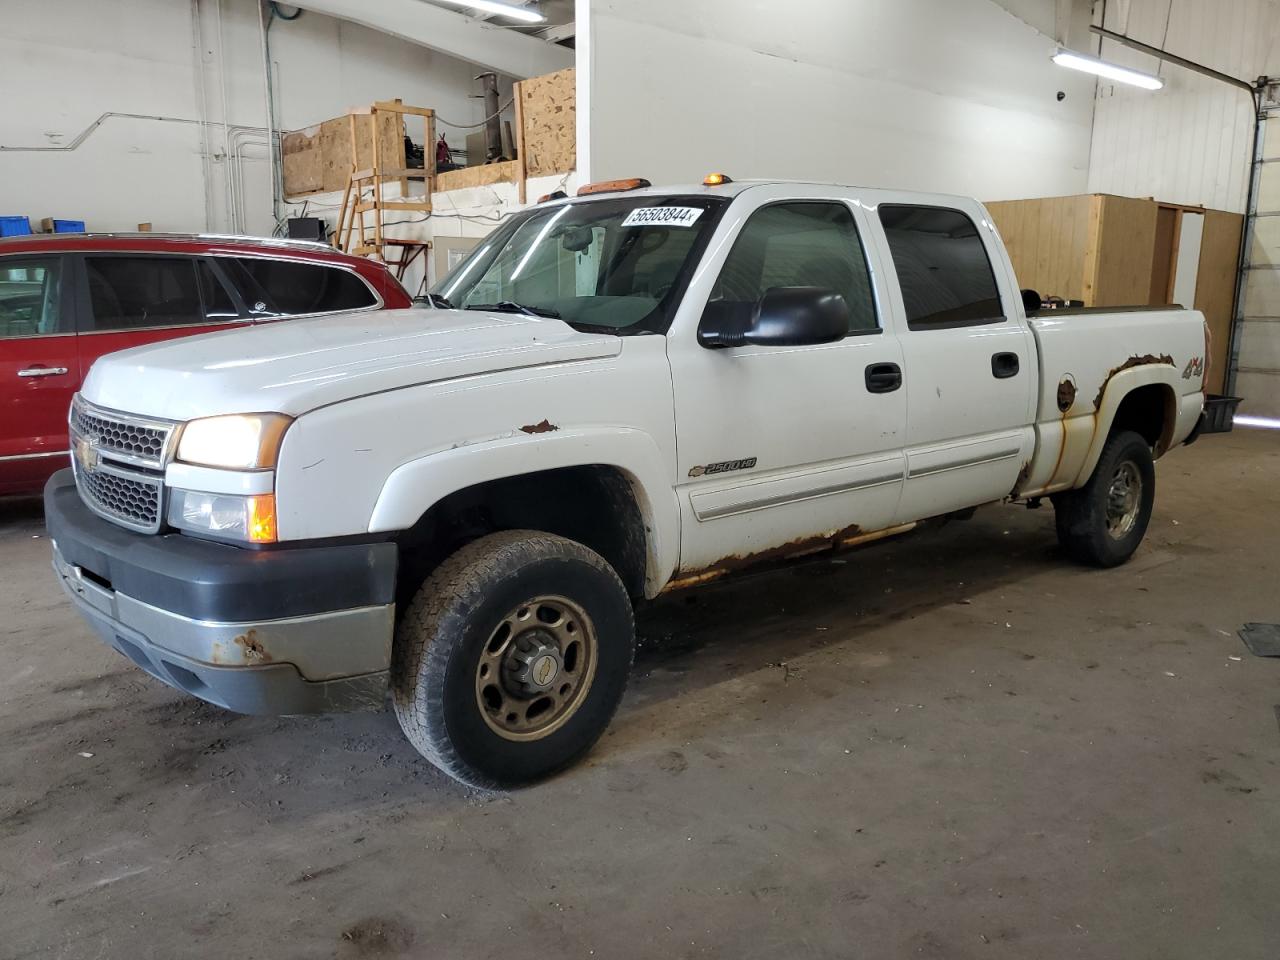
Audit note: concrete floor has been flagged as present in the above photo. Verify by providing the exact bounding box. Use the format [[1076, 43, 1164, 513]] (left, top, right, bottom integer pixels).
[[1, 429, 1278, 960]]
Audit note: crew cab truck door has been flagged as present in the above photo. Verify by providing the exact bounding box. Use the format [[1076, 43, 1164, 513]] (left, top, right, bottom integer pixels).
[[871, 201, 1036, 523], [0, 253, 78, 495], [667, 186, 907, 575]]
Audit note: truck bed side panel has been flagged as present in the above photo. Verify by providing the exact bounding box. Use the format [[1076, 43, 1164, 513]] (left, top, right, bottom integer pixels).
[[1020, 308, 1206, 495]]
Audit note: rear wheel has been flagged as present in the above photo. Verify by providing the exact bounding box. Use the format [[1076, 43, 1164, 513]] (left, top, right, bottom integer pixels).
[[392, 530, 634, 789], [1053, 429, 1155, 568]]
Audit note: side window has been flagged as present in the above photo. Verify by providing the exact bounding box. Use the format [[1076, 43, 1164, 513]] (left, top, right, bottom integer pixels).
[[232, 258, 377, 315], [708, 201, 878, 333], [877, 205, 1004, 329], [85, 257, 203, 331], [196, 260, 241, 321], [0, 256, 64, 339]]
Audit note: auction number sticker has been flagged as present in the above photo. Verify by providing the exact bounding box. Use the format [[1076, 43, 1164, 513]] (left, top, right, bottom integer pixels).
[[622, 206, 704, 228]]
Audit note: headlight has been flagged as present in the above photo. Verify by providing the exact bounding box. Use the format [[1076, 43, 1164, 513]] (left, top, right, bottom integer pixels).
[[176, 413, 292, 469], [169, 489, 277, 543]]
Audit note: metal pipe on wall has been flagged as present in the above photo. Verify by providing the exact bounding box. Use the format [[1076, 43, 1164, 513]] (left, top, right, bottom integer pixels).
[[258, 0, 283, 231], [191, 0, 215, 231]]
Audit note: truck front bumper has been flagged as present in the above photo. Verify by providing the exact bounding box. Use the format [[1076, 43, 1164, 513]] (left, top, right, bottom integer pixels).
[[44, 469, 397, 715]]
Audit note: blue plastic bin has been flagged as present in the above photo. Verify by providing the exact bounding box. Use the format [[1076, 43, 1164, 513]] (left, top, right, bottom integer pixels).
[[50, 219, 86, 233], [0, 216, 32, 237]]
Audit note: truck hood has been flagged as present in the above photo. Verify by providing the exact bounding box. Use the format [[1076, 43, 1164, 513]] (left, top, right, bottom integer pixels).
[[80, 308, 623, 421]]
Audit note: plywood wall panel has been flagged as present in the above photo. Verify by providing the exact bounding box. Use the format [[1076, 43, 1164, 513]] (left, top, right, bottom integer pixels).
[[519, 67, 576, 178], [282, 110, 405, 198]]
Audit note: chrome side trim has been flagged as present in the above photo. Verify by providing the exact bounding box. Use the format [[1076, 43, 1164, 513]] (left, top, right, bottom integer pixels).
[[693, 471, 903, 522], [907, 450, 1021, 480], [0, 450, 70, 462]]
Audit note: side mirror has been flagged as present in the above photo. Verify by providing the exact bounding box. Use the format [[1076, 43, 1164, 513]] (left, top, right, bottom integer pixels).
[[699, 287, 850, 349]]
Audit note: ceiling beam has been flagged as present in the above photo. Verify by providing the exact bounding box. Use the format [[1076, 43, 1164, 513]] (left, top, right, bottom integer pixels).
[[286, 0, 573, 77]]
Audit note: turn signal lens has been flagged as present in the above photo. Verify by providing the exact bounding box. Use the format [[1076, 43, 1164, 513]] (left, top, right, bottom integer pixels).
[[577, 178, 652, 196], [247, 494, 277, 543], [703, 172, 733, 186]]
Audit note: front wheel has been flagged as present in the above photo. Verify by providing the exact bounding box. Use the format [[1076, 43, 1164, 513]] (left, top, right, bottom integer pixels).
[[1053, 429, 1156, 568], [392, 530, 635, 789]]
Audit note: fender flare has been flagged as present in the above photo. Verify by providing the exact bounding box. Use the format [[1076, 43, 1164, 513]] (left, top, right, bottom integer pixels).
[[1072, 364, 1180, 487], [367, 427, 679, 596]]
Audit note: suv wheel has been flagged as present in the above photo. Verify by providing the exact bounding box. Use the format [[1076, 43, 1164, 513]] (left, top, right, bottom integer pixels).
[[392, 530, 635, 789], [1053, 429, 1156, 568]]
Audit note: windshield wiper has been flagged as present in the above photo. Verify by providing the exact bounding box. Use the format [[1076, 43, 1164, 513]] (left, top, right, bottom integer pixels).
[[465, 300, 561, 319], [421, 293, 454, 309]]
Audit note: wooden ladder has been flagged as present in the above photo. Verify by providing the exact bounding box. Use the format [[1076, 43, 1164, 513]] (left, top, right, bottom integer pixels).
[[335, 100, 437, 279]]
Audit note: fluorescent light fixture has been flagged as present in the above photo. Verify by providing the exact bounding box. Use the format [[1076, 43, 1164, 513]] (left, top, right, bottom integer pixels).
[[1234, 414, 1280, 430], [1052, 49, 1164, 90], [431, 0, 545, 22]]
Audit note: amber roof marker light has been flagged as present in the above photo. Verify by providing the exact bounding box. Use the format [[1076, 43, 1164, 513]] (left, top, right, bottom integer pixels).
[[703, 173, 734, 186], [576, 178, 653, 197]]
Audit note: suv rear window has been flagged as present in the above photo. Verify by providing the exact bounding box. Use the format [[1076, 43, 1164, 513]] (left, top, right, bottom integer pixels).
[[231, 258, 377, 315], [877, 205, 1004, 329], [85, 256, 204, 331]]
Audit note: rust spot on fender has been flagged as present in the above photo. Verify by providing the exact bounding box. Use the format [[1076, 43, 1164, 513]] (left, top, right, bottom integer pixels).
[[519, 419, 559, 434], [1092, 354, 1174, 410], [662, 522, 917, 593], [234, 629, 272, 663]]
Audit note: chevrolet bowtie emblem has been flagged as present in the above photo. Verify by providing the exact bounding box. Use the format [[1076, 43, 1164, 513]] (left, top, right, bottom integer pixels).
[[74, 434, 101, 474]]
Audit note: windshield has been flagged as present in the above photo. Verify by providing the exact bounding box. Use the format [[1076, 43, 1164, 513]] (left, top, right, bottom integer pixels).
[[431, 194, 728, 334]]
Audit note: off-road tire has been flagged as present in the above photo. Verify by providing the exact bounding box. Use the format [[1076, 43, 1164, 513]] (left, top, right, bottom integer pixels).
[[1053, 429, 1155, 568], [392, 530, 635, 789]]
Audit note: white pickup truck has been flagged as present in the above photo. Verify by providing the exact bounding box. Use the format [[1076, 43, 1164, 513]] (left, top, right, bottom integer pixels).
[[46, 177, 1210, 788]]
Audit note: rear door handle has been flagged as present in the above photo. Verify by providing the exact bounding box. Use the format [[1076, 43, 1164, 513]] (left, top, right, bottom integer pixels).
[[17, 366, 69, 378], [865, 362, 902, 393], [991, 352, 1020, 379]]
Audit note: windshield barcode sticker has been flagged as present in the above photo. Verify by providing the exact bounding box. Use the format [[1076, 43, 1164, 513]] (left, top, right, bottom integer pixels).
[[622, 206, 704, 228]]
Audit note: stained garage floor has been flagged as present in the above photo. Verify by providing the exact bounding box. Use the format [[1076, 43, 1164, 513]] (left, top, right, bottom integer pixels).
[[2, 429, 1278, 960]]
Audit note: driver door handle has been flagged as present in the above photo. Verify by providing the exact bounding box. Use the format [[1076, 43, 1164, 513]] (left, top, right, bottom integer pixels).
[[17, 366, 69, 378], [865, 362, 902, 393]]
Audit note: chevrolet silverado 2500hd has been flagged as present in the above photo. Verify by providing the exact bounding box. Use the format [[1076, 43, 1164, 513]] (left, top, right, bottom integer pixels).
[[45, 178, 1209, 788]]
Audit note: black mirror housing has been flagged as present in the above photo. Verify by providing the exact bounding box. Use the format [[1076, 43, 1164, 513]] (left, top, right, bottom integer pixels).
[[699, 287, 850, 348]]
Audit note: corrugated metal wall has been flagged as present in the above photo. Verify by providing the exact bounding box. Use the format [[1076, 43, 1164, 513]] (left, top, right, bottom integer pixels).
[[1087, 0, 1280, 214]]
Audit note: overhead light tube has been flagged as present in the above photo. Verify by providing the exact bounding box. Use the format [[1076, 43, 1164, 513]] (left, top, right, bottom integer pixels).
[[1052, 48, 1164, 90], [431, 0, 546, 23]]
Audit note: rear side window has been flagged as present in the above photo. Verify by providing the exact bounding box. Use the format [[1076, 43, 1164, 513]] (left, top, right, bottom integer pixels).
[[709, 201, 878, 333], [231, 258, 376, 315], [878, 205, 1004, 329], [85, 257, 204, 331], [0, 256, 64, 338]]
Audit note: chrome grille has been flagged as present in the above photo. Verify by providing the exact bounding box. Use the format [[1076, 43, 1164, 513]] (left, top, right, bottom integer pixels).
[[71, 402, 169, 465], [78, 464, 163, 530], [69, 396, 175, 534]]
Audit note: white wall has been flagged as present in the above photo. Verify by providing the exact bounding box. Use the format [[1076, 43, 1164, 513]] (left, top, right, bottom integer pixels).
[[0, 0, 518, 237], [1087, 0, 1280, 213], [579, 0, 1097, 201]]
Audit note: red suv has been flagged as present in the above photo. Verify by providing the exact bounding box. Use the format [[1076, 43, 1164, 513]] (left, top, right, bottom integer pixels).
[[0, 233, 411, 495]]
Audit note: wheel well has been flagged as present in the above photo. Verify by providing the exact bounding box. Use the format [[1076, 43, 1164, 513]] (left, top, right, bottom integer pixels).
[[395, 465, 649, 605], [1109, 384, 1176, 453]]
